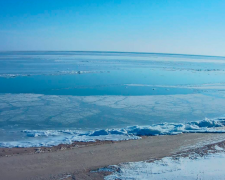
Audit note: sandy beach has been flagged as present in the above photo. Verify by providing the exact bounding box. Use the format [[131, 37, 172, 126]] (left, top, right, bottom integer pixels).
[[1, 133, 225, 180]]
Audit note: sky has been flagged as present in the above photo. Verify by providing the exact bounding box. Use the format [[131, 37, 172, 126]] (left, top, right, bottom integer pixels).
[[0, 0, 225, 56]]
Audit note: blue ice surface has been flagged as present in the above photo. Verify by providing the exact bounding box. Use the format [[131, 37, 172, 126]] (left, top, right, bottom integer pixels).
[[0, 68, 224, 95], [1, 51, 225, 147]]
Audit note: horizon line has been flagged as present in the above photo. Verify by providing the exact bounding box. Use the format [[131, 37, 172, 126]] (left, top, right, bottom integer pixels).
[[0, 50, 225, 58]]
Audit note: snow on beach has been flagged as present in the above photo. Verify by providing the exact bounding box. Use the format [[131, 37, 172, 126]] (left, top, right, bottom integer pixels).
[[105, 146, 225, 180]]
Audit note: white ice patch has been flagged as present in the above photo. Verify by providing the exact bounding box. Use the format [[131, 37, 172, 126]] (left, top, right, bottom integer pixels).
[[105, 152, 225, 180], [214, 145, 224, 151], [0, 70, 109, 78], [0, 74, 28, 78], [0, 130, 140, 148], [126, 83, 225, 90], [1, 118, 225, 147]]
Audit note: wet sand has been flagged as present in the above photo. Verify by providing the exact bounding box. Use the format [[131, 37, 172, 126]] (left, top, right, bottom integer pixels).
[[1, 133, 225, 180]]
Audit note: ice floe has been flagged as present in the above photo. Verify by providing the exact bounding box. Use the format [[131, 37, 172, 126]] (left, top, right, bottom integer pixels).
[[0, 70, 109, 78], [1, 118, 225, 147]]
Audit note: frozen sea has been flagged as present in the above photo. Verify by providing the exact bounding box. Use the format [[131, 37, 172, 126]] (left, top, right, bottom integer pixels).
[[1, 51, 225, 147]]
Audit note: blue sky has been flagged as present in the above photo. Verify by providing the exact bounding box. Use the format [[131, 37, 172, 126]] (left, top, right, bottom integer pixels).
[[0, 0, 225, 55]]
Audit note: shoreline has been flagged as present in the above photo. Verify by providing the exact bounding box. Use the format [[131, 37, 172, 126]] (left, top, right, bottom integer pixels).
[[0, 140, 117, 157], [1, 133, 225, 180]]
